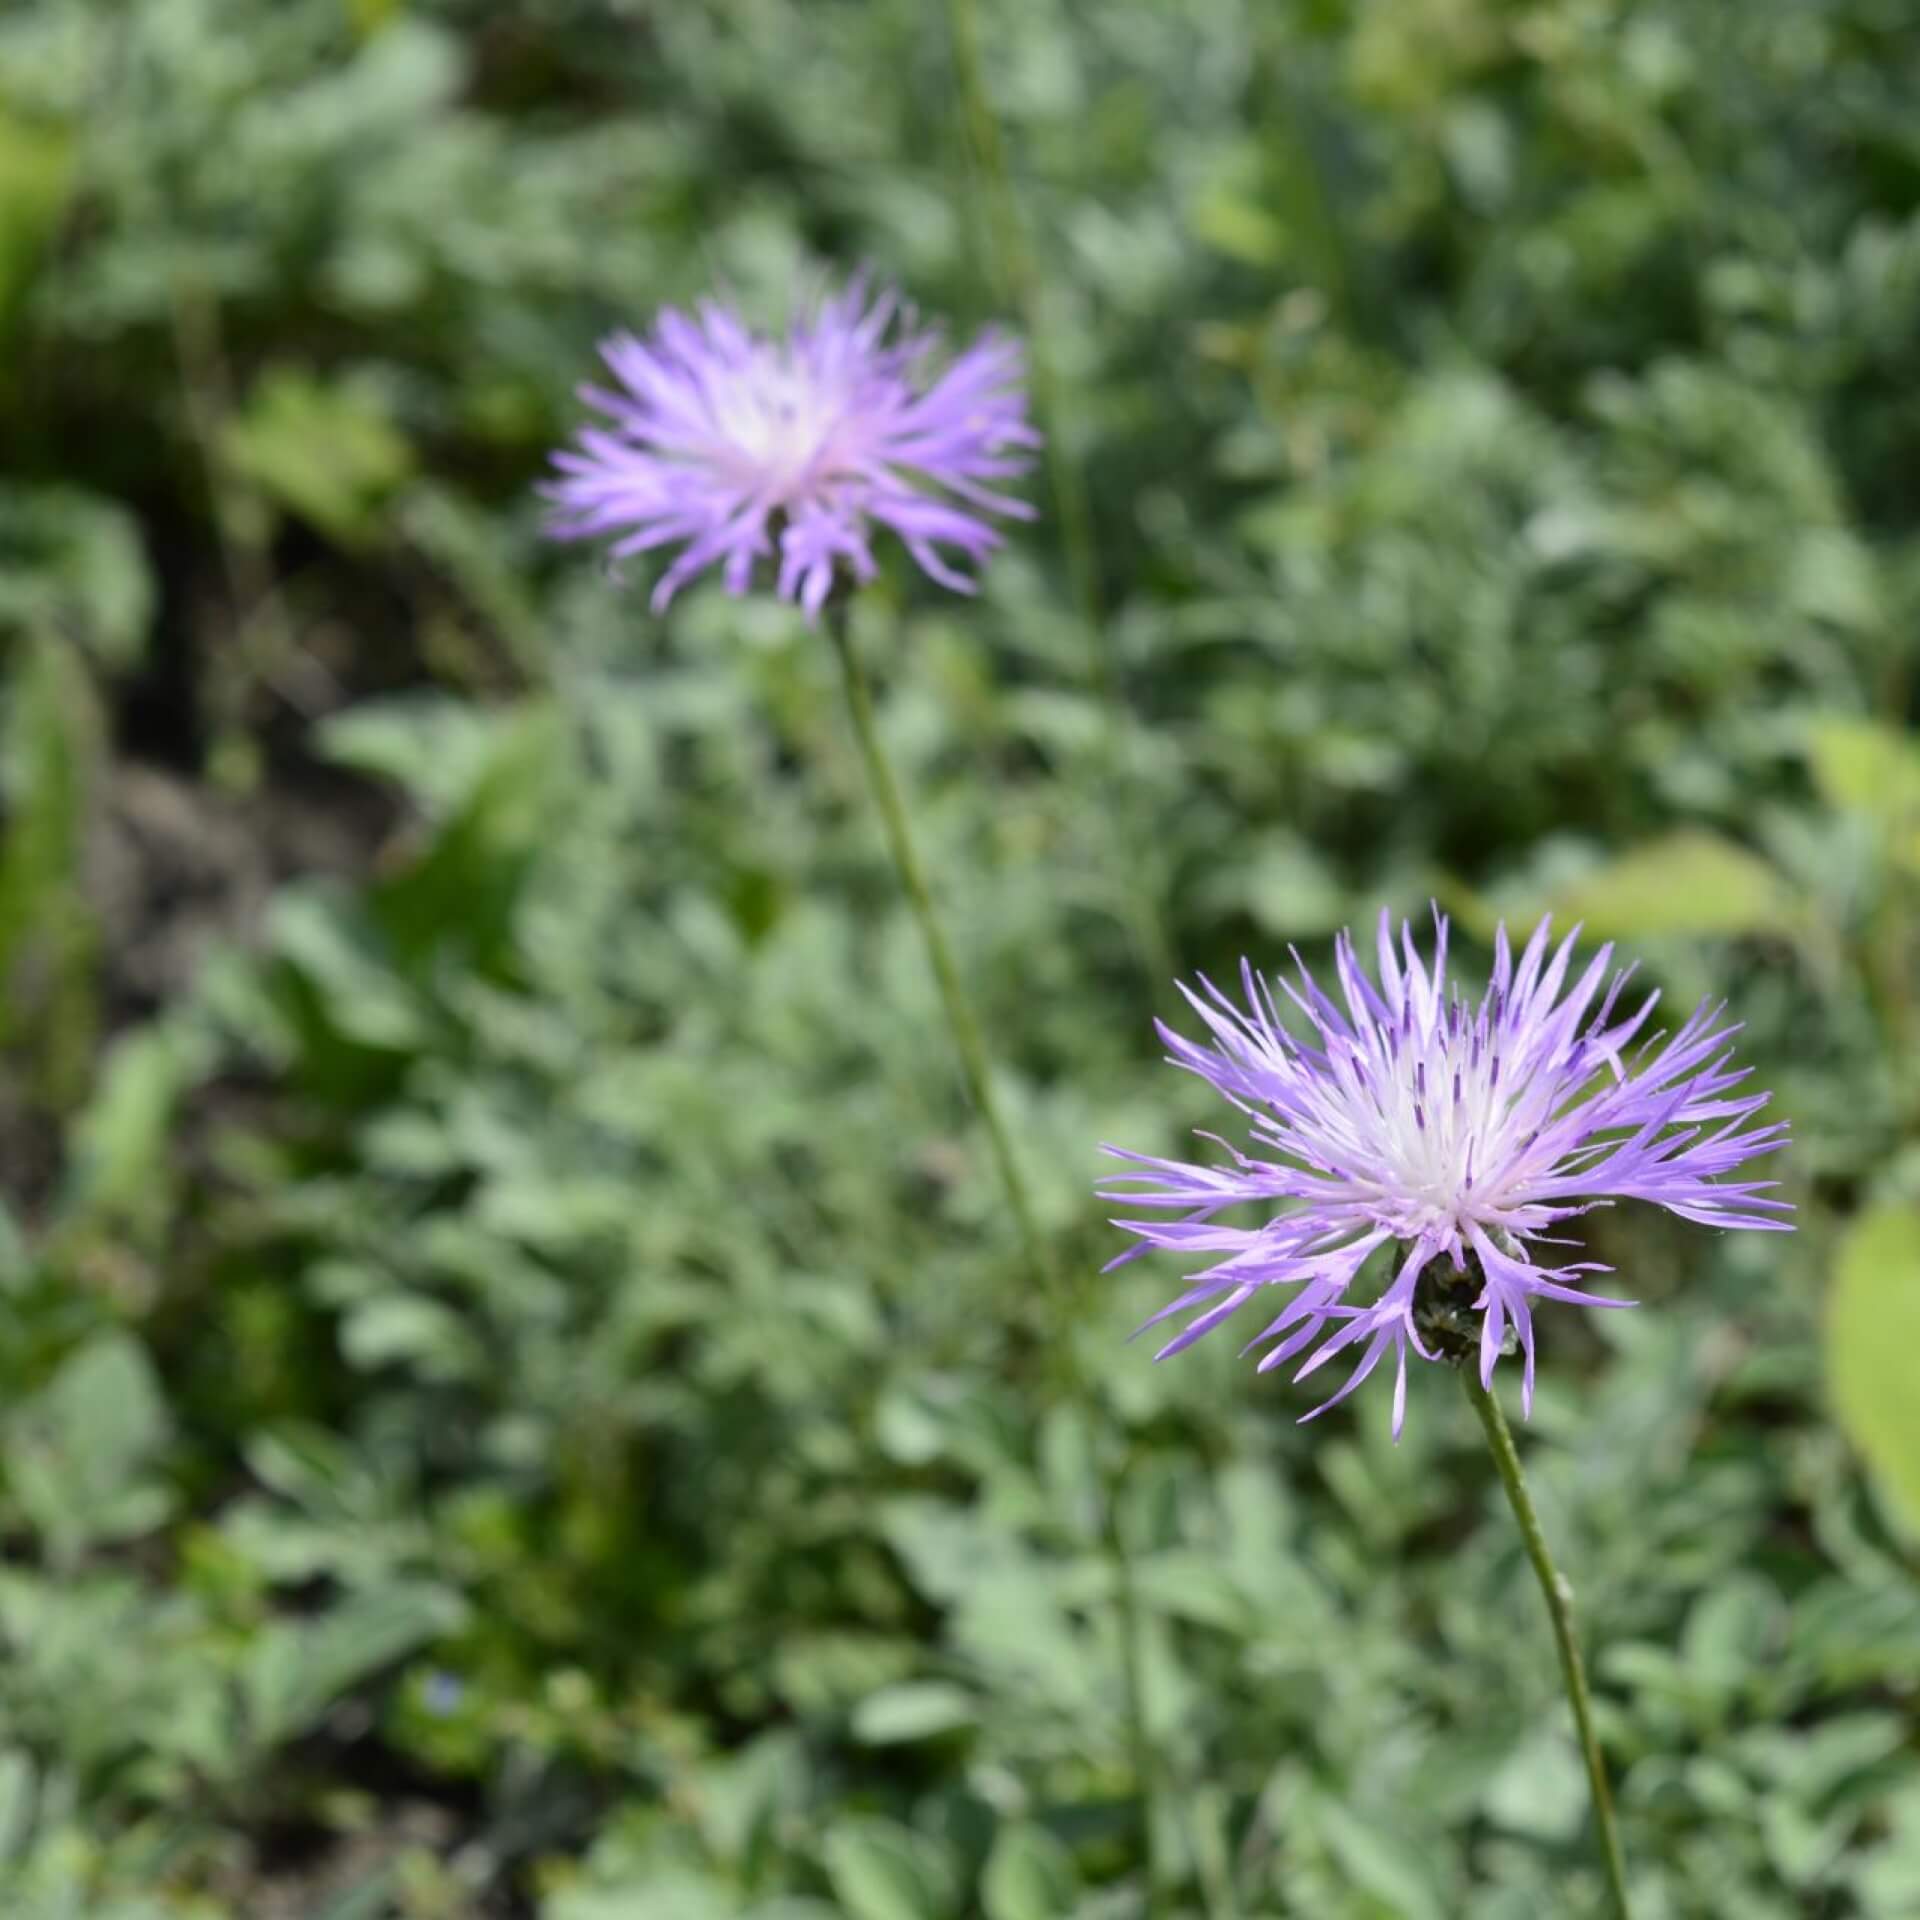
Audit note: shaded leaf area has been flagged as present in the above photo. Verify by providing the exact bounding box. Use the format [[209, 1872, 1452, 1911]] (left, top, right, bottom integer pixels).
[[0, 0, 1918, 1917]]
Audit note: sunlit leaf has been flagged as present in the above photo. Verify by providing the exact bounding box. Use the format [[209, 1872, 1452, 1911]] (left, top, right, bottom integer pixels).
[[1807, 718, 1920, 871], [0, 110, 71, 339], [1547, 830, 1798, 939], [1827, 1206, 1920, 1535], [849, 1681, 977, 1745]]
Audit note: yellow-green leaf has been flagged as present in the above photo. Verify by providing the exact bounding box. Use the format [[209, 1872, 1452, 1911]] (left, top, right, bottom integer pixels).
[[221, 367, 414, 548], [1806, 718, 1920, 871], [1549, 830, 1796, 940], [0, 110, 73, 340], [1827, 1206, 1920, 1533]]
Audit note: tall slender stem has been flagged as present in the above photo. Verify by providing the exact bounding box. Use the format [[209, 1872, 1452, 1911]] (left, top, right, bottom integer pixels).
[[828, 605, 1161, 1908], [826, 606, 1051, 1292], [1462, 1371, 1632, 1920], [942, 0, 1178, 1004], [1104, 1457, 1169, 1920]]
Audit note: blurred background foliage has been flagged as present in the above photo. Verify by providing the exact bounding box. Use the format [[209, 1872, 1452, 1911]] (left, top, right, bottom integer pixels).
[[1, 0, 1919, 1913]]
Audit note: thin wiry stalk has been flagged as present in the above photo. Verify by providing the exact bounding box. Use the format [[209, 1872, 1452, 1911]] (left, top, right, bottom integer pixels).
[[829, 598, 1166, 1915], [1105, 1458, 1171, 1920], [826, 604, 1052, 1293], [1463, 1370, 1632, 1920]]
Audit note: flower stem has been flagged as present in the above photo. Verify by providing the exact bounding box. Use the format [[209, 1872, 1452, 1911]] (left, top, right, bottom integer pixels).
[[827, 604, 1162, 1913], [825, 605, 1051, 1294], [1462, 1370, 1632, 1920], [1105, 1458, 1166, 1920]]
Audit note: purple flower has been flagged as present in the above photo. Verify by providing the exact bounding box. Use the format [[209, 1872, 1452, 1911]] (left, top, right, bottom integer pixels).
[[1101, 912, 1789, 1435], [543, 275, 1038, 619]]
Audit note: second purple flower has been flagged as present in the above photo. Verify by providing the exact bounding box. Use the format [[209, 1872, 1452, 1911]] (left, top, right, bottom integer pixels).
[[544, 275, 1037, 619]]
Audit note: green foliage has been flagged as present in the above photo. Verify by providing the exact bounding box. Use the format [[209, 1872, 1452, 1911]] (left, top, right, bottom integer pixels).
[[220, 367, 415, 551], [1828, 1208, 1920, 1536], [0, 108, 72, 340], [1547, 830, 1803, 942], [0, 0, 1917, 1915]]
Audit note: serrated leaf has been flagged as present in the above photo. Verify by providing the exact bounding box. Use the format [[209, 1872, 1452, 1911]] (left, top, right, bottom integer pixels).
[[1827, 1207, 1920, 1534]]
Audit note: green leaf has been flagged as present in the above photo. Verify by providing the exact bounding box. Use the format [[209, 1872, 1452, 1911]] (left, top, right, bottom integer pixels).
[[849, 1681, 977, 1745], [1807, 719, 1920, 871], [1827, 1206, 1920, 1533], [339, 1293, 483, 1381], [0, 486, 154, 668], [318, 693, 526, 816], [0, 629, 99, 1099], [221, 367, 414, 548], [0, 1747, 35, 1863], [980, 1822, 1079, 1920], [7, 1333, 173, 1564], [267, 887, 424, 1051], [0, 110, 72, 339], [243, 1582, 465, 1751], [373, 698, 563, 973], [548, 1878, 735, 1920], [1483, 1727, 1588, 1841], [1682, 1573, 1785, 1698], [1547, 829, 1797, 939], [820, 1818, 956, 1920], [1315, 1798, 1446, 1920], [693, 1730, 810, 1869], [57, 1023, 204, 1243]]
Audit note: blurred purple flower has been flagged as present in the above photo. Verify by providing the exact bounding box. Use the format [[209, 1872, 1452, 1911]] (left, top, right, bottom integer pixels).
[[1101, 911, 1789, 1435], [543, 275, 1037, 619]]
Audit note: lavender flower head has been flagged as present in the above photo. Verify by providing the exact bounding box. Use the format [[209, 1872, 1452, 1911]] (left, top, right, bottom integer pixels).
[[543, 275, 1037, 619], [1102, 912, 1789, 1435]]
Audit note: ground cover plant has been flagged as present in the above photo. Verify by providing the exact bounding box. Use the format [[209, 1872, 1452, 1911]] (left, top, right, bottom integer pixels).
[[2, 0, 1920, 1914]]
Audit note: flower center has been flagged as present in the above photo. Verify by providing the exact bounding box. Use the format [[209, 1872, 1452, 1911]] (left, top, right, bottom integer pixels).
[[1352, 1005, 1535, 1232], [713, 354, 851, 497]]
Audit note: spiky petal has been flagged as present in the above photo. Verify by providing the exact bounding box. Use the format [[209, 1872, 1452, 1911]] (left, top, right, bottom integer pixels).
[[1101, 911, 1789, 1434], [543, 275, 1037, 619]]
